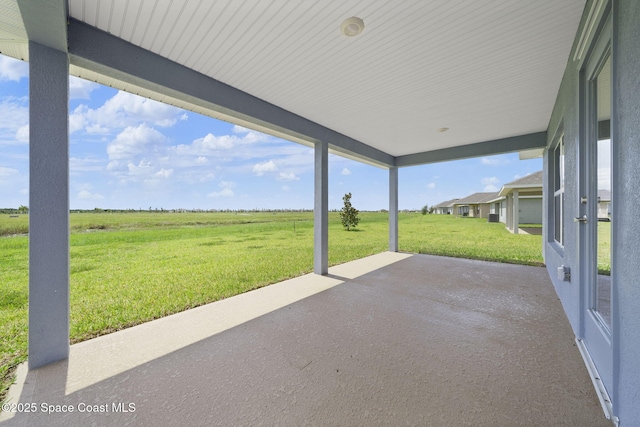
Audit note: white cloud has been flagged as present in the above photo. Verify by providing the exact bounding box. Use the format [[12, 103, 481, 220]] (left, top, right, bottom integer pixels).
[[253, 160, 278, 176], [126, 159, 154, 175], [70, 157, 104, 173], [107, 124, 166, 166], [341, 168, 352, 175], [196, 156, 208, 164], [276, 172, 299, 182], [0, 166, 19, 177], [192, 133, 235, 150], [233, 125, 250, 133], [156, 168, 173, 178], [207, 180, 236, 198], [208, 188, 234, 198], [86, 124, 111, 134], [0, 56, 28, 82], [199, 173, 216, 182], [15, 125, 28, 142], [481, 177, 500, 192], [481, 156, 511, 166], [77, 190, 104, 200], [69, 76, 99, 100], [0, 98, 29, 145], [69, 106, 88, 134], [70, 91, 186, 134], [481, 176, 500, 185], [512, 174, 522, 180], [426, 182, 436, 189], [169, 130, 271, 162]]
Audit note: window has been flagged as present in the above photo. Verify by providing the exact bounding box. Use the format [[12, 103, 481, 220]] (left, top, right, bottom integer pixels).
[[553, 136, 565, 245]]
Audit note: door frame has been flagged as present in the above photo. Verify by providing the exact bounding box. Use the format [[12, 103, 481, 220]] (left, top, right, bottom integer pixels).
[[577, 10, 616, 421]]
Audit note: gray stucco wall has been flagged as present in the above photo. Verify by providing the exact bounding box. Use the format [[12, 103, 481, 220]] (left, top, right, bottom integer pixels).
[[613, 0, 640, 422], [544, 0, 640, 424], [544, 41, 581, 335]]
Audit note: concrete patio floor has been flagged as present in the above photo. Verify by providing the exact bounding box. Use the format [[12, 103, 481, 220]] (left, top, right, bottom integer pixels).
[[1, 252, 609, 426]]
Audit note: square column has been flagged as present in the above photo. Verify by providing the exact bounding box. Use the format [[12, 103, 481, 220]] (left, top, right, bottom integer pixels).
[[389, 167, 398, 252], [28, 42, 70, 369], [314, 140, 328, 275], [506, 194, 512, 231], [513, 190, 519, 234]]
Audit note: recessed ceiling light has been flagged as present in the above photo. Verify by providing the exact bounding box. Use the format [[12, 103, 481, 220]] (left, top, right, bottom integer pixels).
[[341, 17, 365, 37], [437, 127, 449, 133]]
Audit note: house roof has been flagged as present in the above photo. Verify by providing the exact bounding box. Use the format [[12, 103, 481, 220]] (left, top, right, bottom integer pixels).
[[505, 171, 544, 187], [0, 1, 587, 168], [453, 192, 499, 205], [498, 171, 543, 196], [434, 199, 459, 209]]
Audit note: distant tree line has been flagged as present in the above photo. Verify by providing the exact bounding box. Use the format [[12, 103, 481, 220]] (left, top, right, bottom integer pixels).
[[69, 208, 317, 213], [0, 205, 28, 214]]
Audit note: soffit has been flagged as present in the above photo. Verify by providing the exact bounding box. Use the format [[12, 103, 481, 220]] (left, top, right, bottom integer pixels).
[[6, 1, 586, 160], [0, 0, 28, 60]]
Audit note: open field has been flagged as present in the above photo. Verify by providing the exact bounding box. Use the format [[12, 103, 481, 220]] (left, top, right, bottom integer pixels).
[[0, 211, 544, 400]]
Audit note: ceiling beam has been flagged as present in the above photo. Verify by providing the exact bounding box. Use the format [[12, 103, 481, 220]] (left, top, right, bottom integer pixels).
[[67, 19, 395, 168], [395, 132, 547, 167], [17, 0, 67, 53]]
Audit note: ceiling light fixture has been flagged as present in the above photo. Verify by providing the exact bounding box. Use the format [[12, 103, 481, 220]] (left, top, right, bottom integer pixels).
[[341, 17, 365, 37], [437, 127, 449, 133]]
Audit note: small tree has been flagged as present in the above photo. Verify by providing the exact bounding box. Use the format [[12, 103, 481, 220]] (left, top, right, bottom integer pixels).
[[339, 192, 360, 231], [421, 205, 428, 215], [18, 205, 28, 214]]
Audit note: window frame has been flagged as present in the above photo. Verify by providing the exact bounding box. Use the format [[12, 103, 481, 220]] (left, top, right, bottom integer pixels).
[[553, 135, 565, 246]]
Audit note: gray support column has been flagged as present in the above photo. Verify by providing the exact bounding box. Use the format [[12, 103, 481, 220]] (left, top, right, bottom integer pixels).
[[389, 167, 398, 252], [28, 42, 70, 369], [506, 194, 512, 231], [314, 140, 328, 275], [513, 190, 519, 234]]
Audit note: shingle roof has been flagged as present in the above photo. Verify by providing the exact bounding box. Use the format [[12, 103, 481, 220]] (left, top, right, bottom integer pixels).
[[434, 198, 459, 208], [504, 171, 543, 187], [453, 192, 499, 205]]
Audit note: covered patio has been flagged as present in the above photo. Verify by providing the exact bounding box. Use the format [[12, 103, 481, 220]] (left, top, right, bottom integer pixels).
[[2, 253, 607, 426], [4, 0, 640, 423]]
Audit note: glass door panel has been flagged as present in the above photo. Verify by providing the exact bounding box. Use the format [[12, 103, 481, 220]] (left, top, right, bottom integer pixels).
[[593, 55, 611, 330]]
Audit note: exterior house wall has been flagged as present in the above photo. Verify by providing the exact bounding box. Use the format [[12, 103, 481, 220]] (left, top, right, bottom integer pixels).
[[518, 198, 542, 224], [597, 201, 610, 219], [478, 203, 491, 219], [499, 201, 507, 223], [543, 0, 640, 423], [613, 0, 640, 421]]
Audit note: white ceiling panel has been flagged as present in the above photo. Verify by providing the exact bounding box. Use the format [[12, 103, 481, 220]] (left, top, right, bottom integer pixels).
[[0, 0, 27, 41], [66, 1, 586, 158]]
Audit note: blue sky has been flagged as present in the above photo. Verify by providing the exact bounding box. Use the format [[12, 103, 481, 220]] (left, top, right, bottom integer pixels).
[[0, 54, 541, 211]]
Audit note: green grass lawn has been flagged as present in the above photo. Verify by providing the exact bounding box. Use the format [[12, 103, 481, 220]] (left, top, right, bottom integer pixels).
[[0, 211, 543, 401], [598, 221, 611, 275]]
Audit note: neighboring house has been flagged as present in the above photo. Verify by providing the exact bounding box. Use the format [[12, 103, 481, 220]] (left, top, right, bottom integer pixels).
[[452, 192, 498, 218], [489, 171, 543, 233], [598, 189, 611, 220], [433, 198, 458, 215]]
